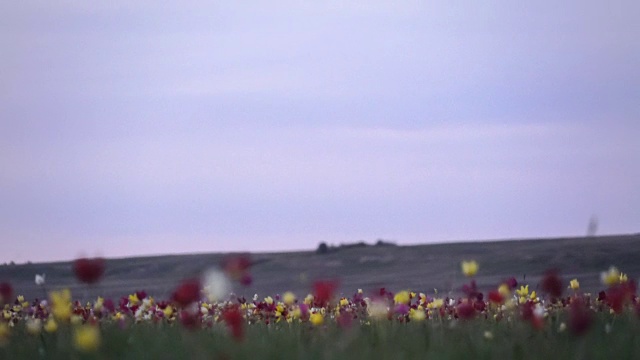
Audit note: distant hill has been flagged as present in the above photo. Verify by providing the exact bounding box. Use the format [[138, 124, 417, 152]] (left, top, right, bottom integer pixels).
[[1, 234, 639, 302]]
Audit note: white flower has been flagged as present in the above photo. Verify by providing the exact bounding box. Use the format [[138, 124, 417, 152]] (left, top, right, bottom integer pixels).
[[202, 269, 231, 302], [35, 274, 46, 286]]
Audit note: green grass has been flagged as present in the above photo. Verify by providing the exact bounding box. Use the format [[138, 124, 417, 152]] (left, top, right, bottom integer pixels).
[[2, 314, 640, 359]]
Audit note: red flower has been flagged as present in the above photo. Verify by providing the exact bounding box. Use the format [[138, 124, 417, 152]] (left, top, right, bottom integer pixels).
[[540, 269, 563, 299], [313, 280, 338, 307], [179, 311, 199, 330], [221, 255, 252, 286], [73, 258, 105, 284], [223, 306, 244, 341], [488, 290, 504, 304], [172, 278, 201, 307], [0, 282, 13, 305], [568, 298, 593, 336], [456, 302, 475, 320], [606, 281, 636, 314]]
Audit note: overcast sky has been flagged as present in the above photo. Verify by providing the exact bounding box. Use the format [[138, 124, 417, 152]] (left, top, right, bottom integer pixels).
[[1, 1, 638, 263]]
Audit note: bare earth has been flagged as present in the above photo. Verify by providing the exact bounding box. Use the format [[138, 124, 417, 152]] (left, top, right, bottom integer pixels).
[[2, 234, 639, 302]]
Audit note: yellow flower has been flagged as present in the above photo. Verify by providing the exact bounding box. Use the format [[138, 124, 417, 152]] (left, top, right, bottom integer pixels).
[[74, 325, 101, 352], [409, 308, 426, 321], [264, 296, 274, 305], [44, 318, 58, 333], [292, 308, 301, 319], [339, 298, 349, 307], [50, 289, 72, 321], [94, 297, 104, 311], [515, 285, 529, 297], [498, 284, 511, 297], [427, 298, 444, 309], [619, 273, 628, 283], [394, 291, 410, 305], [304, 294, 314, 305], [16, 295, 24, 303], [569, 279, 580, 290], [128, 293, 140, 305], [601, 266, 621, 286], [309, 313, 324, 326], [2, 310, 10, 320], [283, 292, 296, 306], [461, 260, 479, 277], [163, 306, 173, 318]]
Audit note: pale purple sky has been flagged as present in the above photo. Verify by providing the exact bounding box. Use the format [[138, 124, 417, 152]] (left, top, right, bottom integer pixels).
[[1, 1, 638, 263]]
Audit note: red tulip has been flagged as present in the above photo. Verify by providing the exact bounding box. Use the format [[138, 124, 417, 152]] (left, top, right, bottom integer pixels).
[[541, 269, 563, 299], [172, 278, 201, 307], [313, 280, 338, 307], [223, 306, 244, 341], [0, 282, 13, 305], [73, 258, 105, 284], [456, 302, 475, 320]]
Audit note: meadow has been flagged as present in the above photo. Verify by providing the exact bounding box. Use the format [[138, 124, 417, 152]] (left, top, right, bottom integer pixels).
[[1, 234, 639, 359]]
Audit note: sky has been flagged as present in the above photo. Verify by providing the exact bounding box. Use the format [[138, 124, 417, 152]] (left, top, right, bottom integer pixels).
[[1, 1, 638, 263]]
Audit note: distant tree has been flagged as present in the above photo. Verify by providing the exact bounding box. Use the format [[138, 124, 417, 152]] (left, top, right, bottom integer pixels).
[[316, 242, 329, 254]]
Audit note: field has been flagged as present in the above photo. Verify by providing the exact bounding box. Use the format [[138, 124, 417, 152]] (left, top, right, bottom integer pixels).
[[1, 234, 640, 359]]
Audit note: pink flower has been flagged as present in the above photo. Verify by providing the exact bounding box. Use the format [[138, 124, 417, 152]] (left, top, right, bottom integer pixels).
[[73, 258, 105, 284]]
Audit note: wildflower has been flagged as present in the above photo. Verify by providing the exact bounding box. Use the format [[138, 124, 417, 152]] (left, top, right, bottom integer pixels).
[[172, 278, 201, 307], [569, 279, 580, 290], [73, 258, 105, 284], [368, 300, 389, 320], [283, 291, 296, 306], [310, 312, 324, 326], [44, 318, 58, 333], [601, 266, 621, 286], [50, 289, 72, 321], [26, 318, 42, 335], [558, 322, 567, 332], [516, 285, 529, 297], [128, 293, 140, 306], [73, 325, 101, 352], [223, 306, 244, 340], [409, 308, 426, 321], [486, 290, 502, 305], [339, 297, 349, 307], [461, 260, 479, 277], [221, 254, 252, 283], [541, 269, 563, 299], [568, 298, 593, 336], [394, 291, 410, 305], [427, 298, 444, 309], [456, 301, 475, 320], [484, 331, 494, 340], [0, 323, 9, 346], [202, 269, 231, 302], [264, 296, 274, 305], [313, 280, 338, 307], [35, 274, 46, 286], [0, 282, 12, 305], [163, 306, 174, 318]]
